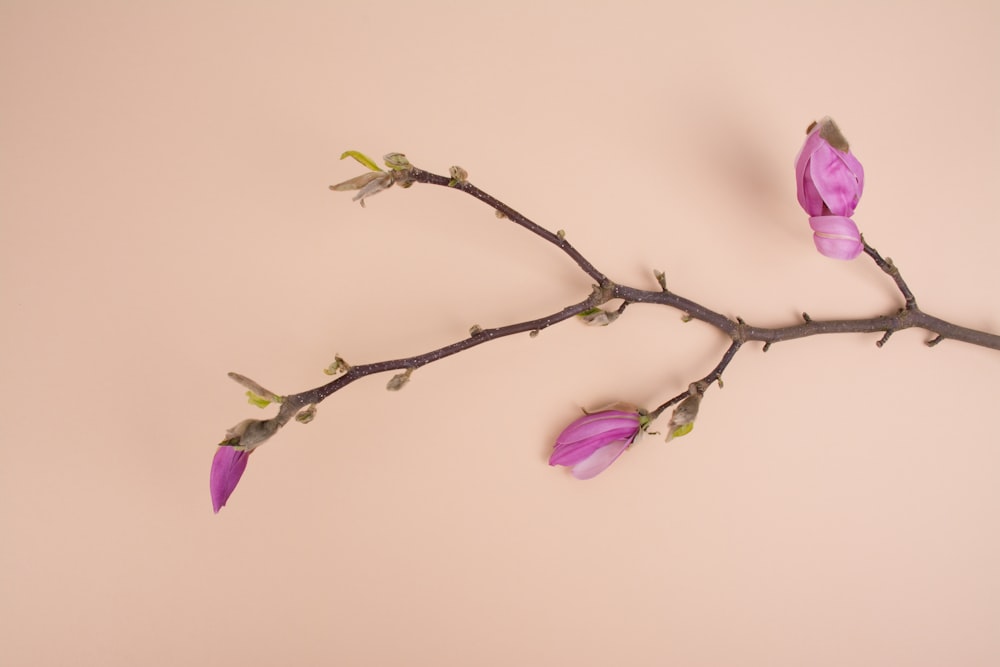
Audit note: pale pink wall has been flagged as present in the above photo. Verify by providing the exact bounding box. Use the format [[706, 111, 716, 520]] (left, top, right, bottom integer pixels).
[[2, 1, 999, 665]]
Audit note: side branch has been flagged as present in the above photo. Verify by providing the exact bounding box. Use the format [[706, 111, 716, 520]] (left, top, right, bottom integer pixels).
[[648, 340, 744, 420], [408, 168, 608, 284], [286, 290, 611, 407], [863, 239, 917, 309]]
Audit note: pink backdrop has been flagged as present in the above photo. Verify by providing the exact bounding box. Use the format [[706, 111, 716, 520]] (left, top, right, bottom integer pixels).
[[2, 1, 999, 665]]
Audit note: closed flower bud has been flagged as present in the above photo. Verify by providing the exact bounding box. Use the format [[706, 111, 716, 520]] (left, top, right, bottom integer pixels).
[[210, 418, 281, 513], [549, 408, 644, 480], [795, 117, 864, 217], [210, 445, 250, 513]]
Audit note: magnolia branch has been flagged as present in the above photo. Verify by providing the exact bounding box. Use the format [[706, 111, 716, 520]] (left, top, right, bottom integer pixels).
[[242, 163, 998, 435], [210, 153, 999, 511]]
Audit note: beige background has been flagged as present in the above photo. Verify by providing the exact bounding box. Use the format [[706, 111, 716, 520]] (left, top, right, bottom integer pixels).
[[2, 1, 999, 665]]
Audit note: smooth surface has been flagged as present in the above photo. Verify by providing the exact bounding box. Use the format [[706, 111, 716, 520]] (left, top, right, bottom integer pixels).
[[2, 1, 999, 665]]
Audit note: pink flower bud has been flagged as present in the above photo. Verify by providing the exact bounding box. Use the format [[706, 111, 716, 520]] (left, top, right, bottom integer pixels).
[[210, 446, 251, 513], [795, 117, 864, 218], [549, 409, 642, 480], [809, 215, 863, 260]]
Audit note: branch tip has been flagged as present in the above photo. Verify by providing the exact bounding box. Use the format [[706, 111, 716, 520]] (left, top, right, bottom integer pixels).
[[323, 355, 351, 375]]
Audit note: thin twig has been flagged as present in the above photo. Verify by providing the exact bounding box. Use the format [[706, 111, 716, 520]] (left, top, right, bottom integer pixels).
[[648, 340, 744, 420], [863, 239, 917, 310], [409, 168, 608, 284]]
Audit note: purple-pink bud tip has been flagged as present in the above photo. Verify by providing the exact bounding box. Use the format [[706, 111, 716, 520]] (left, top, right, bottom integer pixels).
[[210, 446, 251, 513], [795, 118, 866, 261]]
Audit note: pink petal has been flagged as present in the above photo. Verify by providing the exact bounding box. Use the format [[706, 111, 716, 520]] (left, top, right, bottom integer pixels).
[[809, 216, 863, 260], [794, 129, 827, 215], [842, 150, 864, 193], [550, 431, 629, 466], [570, 439, 630, 480], [556, 411, 639, 443], [210, 447, 251, 513], [807, 143, 863, 217], [550, 411, 640, 466]]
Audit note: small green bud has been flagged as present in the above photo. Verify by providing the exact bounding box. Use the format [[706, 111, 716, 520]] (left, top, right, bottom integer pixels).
[[448, 165, 468, 186], [665, 385, 703, 442], [386, 368, 414, 391], [295, 405, 317, 424], [324, 355, 351, 375], [383, 152, 411, 170]]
